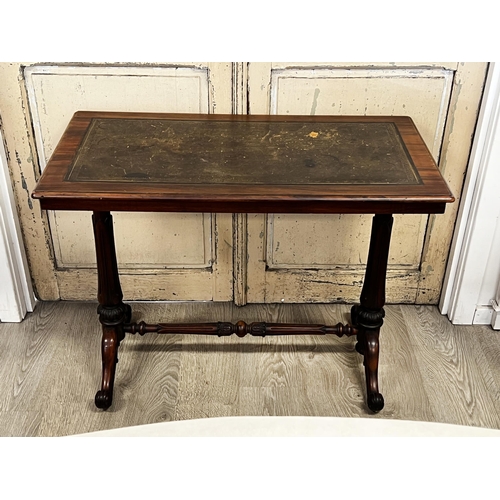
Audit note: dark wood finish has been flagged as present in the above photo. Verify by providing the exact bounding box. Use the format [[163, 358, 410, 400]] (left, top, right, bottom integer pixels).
[[31, 111, 455, 413], [123, 321, 358, 338], [32, 112, 454, 214], [351, 214, 394, 412], [92, 211, 130, 410]]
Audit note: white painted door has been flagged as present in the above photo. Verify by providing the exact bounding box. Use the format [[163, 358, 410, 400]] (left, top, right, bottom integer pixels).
[[1, 62, 487, 305], [23, 63, 233, 301], [243, 62, 487, 305]]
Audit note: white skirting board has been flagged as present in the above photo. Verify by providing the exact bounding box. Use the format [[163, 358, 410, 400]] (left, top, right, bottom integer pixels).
[[473, 303, 500, 328], [491, 300, 500, 329]]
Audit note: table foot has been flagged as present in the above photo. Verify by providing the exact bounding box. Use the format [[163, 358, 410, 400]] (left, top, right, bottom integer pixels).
[[367, 392, 384, 413], [351, 304, 385, 412], [364, 328, 384, 413], [95, 323, 122, 411], [95, 390, 113, 410]]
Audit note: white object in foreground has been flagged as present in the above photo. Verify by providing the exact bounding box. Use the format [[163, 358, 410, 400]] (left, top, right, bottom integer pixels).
[[72, 416, 500, 437]]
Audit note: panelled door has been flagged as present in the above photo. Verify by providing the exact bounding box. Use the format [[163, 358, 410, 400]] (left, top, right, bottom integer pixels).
[[24, 63, 233, 301], [242, 62, 487, 305], [5, 62, 486, 304]]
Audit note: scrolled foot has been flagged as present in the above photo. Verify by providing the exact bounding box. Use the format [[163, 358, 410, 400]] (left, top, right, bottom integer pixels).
[[367, 392, 384, 413], [95, 390, 113, 410]]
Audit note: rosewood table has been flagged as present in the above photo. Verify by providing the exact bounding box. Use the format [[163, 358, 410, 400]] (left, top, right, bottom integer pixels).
[[32, 111, 454, 413]]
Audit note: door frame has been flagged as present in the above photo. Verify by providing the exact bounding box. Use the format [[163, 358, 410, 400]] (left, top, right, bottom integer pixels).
[[440, 63, 500, 328], [0, 126, 35, 322]]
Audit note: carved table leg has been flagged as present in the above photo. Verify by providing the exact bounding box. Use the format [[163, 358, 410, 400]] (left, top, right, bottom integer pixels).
[[353, 214, 393, 413], [92, 211, 129, 410]]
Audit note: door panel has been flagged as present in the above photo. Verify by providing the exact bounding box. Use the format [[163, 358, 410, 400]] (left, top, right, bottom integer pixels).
[[0, 62, 486, 304], [267, 213, 426, 270], [270, 68, 452, 158], [52, 212, 212, 269], [245, 62, 487, 304], [24, 64, 233, 300]]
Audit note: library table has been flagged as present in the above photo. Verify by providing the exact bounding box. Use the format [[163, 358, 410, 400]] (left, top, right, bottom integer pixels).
[[32, 111, 454, 413]]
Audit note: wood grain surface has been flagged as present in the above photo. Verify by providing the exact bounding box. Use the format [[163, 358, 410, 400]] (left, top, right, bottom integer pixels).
[[1, 301, 500, 436], [401, 306, 500, 428]]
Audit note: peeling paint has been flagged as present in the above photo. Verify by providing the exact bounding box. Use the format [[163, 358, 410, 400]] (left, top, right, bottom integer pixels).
[[15, 150, 22, 167], [310, 88, 320, 115], [446, 80, 462, 139], [209, 71, 217, 113], [20, 174, 33, 209], [1, 62, 487, 303]]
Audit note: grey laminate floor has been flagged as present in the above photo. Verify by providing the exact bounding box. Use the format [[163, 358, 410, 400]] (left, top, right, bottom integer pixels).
[[1, 301, 499, 436]]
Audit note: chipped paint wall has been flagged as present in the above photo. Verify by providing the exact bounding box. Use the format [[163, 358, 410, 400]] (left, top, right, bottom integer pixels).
[[0, 62, 233, 301], [245, 62, 488, 304], [0, 62, 489, 304], [0, 62, 58, 300]]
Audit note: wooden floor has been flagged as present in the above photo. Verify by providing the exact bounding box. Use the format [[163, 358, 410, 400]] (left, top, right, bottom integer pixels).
[[1, 301, 500, 436]]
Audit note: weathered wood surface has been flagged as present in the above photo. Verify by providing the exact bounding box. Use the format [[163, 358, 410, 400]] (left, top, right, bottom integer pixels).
[[53, 211, 233, 301], [0, 62, 233, 301], [0, 62, 486, 304], [244, 62, 487, 305], [1, 301, 500, 436], [246, 213, 422, 303]]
